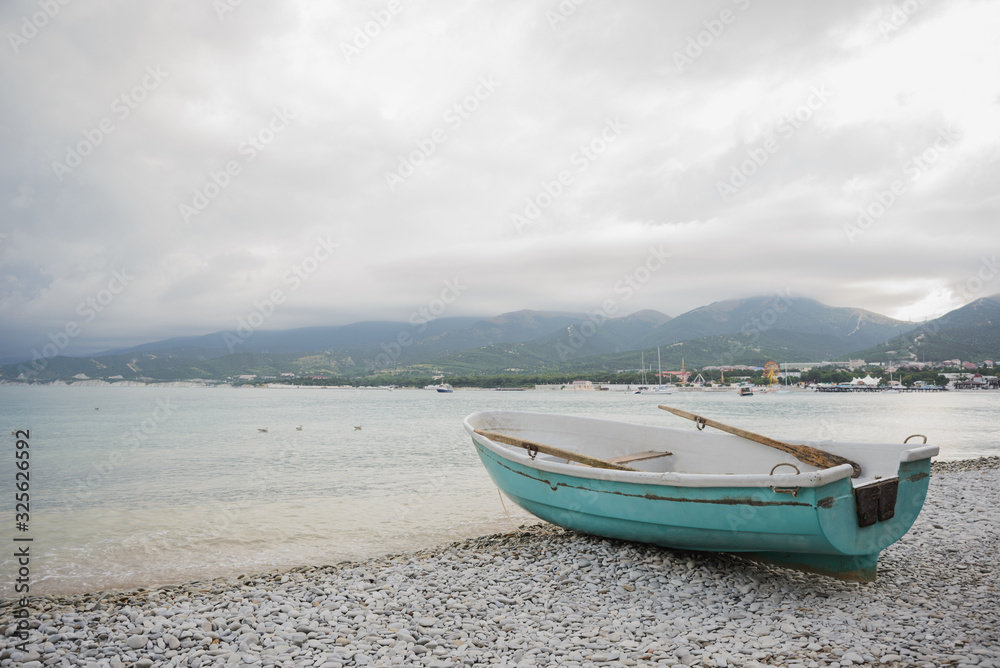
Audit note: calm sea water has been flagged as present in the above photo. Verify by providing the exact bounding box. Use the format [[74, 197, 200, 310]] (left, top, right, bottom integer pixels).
[[2, 385, 997, 596]]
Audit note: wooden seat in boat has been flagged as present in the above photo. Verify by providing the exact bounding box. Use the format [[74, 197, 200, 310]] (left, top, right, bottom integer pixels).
[[606, 450, 672, 464]]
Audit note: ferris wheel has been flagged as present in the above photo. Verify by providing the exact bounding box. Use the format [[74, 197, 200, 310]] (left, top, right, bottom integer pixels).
[[764, 360, 781, 385]]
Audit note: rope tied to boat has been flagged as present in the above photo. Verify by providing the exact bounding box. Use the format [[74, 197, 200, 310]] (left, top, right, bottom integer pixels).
[[497, 488, 520, 531]]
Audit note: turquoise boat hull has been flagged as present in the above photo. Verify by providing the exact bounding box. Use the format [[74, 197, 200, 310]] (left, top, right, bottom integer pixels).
[[466, 411, 937, 581]]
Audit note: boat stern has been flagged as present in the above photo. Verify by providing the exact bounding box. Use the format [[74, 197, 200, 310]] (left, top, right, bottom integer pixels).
[[775, 453, 936, 581]]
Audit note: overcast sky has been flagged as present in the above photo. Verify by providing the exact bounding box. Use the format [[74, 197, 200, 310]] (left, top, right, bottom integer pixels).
[[2, 1, 998, 362]]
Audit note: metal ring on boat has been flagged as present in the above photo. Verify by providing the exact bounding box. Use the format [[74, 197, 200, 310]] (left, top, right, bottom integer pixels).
[[695, 416, 707, 431], [904, 434, 927, 444], [770, 462, 801, 497]]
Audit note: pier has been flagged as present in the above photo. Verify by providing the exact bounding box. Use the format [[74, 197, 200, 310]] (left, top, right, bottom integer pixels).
[[814, 385, 946, 393]]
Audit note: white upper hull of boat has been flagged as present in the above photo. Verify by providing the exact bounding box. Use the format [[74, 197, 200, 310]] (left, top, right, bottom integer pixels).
[[464, 410, 937, 489]]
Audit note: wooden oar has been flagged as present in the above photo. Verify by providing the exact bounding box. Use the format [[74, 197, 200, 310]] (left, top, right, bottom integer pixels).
[[658, 405, 862, 478], [474, 430, 639, 472]]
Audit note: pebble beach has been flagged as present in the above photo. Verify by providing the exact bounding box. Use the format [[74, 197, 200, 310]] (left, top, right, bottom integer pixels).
[[2, 458, 998, 668]]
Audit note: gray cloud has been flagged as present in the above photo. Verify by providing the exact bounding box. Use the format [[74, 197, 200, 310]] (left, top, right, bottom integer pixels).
[[1, 0, 998, 362]]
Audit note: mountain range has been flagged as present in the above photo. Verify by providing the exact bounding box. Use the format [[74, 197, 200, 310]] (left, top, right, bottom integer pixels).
[[852, 295, 1000, 363], [4, 295, 999, 382]]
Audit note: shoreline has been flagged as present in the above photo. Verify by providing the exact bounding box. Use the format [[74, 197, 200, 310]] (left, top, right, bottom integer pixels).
[[3, 457, 998, 667], [4, 379, 1000, 393]]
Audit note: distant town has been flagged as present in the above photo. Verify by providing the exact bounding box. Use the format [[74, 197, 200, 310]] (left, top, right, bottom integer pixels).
[[23, 357, 989, 391]]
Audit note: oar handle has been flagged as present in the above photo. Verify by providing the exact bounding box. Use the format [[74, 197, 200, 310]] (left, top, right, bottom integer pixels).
[[659, 405, 862, 478], [474, 430, 639, 471]]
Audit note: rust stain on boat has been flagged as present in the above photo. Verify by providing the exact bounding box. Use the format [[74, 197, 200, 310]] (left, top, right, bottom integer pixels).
[[907, 472, 929, 482], [479, 443, 812, 508], [817, 497, 835, 509]]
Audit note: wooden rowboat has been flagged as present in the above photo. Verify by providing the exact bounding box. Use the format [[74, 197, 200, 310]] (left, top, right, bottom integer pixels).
[[464, 408, 938, 582]]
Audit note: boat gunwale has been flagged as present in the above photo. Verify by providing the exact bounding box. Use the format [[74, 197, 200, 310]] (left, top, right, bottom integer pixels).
[[464, 410, 938, 490], [899, 444, 938, 462]]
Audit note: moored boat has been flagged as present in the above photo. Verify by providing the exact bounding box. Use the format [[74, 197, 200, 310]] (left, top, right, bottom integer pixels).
[[636, 385, 675, 395], [635, 346, 675, 394], [465, 408, 937, 581]]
